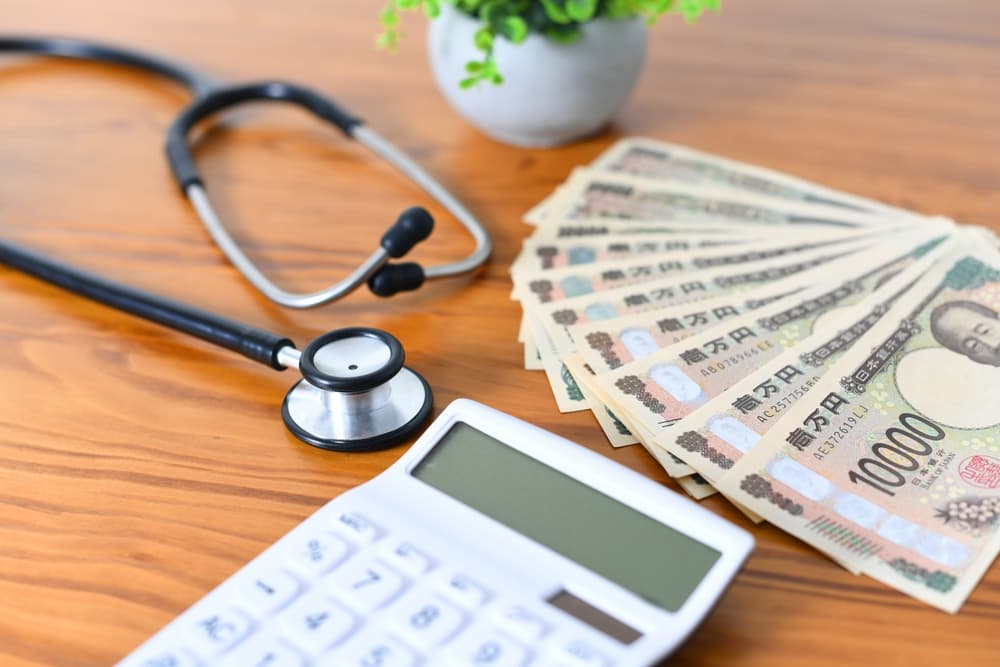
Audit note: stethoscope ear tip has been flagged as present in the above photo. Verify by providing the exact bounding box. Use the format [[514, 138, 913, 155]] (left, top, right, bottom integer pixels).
[[381, 207, 434, 258], [368, 262, 426, 297]]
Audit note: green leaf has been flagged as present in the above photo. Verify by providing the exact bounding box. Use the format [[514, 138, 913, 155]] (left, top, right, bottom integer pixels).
[[423, 0, 442, 18], [375, 32, 397, 51], [474, 26, 494, 51], [540, 0, 571, 24], [499, 15, 528, 43], [459, 76, 480, 89], [490, 72, 504, 85], [565, 0, 598, 22], [380, 5, 400, 28], [544, 25, 581, 44], [465, 60, 484, 73]]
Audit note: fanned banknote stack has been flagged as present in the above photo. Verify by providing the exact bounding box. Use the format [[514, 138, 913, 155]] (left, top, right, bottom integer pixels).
[[512, 138, 1000, 613]]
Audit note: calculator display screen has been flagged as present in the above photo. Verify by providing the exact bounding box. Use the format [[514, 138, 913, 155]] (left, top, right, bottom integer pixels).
[[411, 422, 721, 620]]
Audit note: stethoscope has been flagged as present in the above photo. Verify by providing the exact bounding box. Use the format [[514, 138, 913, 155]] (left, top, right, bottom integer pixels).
[[0, 36, 493, 451]]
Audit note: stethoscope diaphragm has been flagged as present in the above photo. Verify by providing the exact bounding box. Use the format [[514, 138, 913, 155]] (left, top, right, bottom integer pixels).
[[281, 328, 433, 452]]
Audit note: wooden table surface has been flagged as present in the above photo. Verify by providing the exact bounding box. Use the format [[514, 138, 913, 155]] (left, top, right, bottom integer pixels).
[[2, 1, 999, 665]]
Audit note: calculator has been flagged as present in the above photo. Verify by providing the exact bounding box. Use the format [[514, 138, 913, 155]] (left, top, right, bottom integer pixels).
[[118, 399, 753, 667]]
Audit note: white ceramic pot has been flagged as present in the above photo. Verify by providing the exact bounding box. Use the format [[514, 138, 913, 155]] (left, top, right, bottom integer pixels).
[[428, 5, 648, 148]]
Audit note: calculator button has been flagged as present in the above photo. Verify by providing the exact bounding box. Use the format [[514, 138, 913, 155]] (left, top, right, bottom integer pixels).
[[324, 558, 407, 613], [335, 629, 419, 667], [438, 574, 491, 608], [236, 569, 302, 617], [382, 542, 434, 575], [276, 592, 358, 655], [335, 512, 382, 543], [284, 532, 351, 579], [388, 593, 467, 650], [492, 606, 549, 642], [218, 633, 306, 667], [126, 648, 200, 667], [183, 606, 254, 658], [547, 641, 612, 667], [444, 628, 530, 667]]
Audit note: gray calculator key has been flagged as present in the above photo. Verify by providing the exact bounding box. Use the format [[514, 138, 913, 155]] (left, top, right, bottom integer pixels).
[[184, 606, 254, 659], [285, 532, 351, 579], [388, 593, 467, 650], [335, 512, 382, 543], [439, 574, 490, 608], [491, 606, 548, 642], [236, 569, 302, 617], [324, 558, 407, 613], [127, 649, 200, 667], [382, 542, 434, 575], [276, 592, 358, 656], [335, 629, 419, 667], [219, 633, 306, 667], [547, 640, 612, 667], [444, 628, 530, 666]]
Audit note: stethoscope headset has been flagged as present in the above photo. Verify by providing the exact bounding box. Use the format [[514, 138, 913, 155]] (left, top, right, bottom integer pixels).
[[0, 36, 492, 452]]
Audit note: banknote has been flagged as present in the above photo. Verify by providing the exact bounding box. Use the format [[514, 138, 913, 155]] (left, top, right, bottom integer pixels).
[[524, 189, 560, 225], [590, 232, 953, 443], [523, 328, 542, 370], [571, 273, 809, 375], [510, 235, 746, 274], [715, 245, 1000, 613], [531, 234, 894, 359], [524, 138, 921, 225], [546, 169, 899, 230], [527, 236, 909, 412], [676, 474, 719, 501], [561, 353, 639, 448], [591, 138, 923, 219], [527, 219, 756, 241], [522, 243, 860, 412], [511, 229, 876, 305], [654, 234, 964, 483]]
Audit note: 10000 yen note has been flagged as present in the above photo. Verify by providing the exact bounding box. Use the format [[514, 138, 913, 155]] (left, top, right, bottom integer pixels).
[[532, 234, 896, 358], [527, 236, 913, 412], [563, 352, 701, 478], [716, 246, 1000, 613], [511, 229, 875, 305], [510, 235, 746, 274], [590, 232, 953, 445], [524, 138, 922, 226], [654, 234, 965, 484], [528, 219, 754, 241], [526, 240, 876, 412], [546, 169, 900, 230], [560, 353, 640, 448], [591, 138, 924, 220], [571, 275, 811, 375]]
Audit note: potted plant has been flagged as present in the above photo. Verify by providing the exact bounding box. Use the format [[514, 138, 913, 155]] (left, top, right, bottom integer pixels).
[[378, 0, 719, 147]]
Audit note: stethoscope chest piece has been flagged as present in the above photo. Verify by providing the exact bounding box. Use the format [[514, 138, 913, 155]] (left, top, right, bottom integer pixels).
[[281, 328, 433, 452]]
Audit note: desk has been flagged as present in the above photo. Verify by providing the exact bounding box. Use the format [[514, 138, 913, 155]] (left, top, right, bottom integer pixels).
[[1, 1, 998, 665]]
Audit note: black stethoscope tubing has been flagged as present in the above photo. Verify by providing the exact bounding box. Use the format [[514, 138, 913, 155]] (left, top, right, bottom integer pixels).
[[0, 35, 479, 450], [0, 35, 215, 94]]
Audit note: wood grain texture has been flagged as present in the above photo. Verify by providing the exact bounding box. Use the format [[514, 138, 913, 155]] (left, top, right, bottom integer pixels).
[[1, 1, 998, 665]]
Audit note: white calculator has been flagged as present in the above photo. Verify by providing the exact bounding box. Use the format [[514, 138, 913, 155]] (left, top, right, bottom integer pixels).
[[119, 399, 753, 667]]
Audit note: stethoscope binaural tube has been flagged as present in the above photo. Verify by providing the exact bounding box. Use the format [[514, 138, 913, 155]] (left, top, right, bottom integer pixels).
[[167, 80, 492, 307], [0, 239, 433, 451], [1, 36, 492, 307]]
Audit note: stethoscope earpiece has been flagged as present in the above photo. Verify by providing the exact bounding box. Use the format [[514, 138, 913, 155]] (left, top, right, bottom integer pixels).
[[367, 206, 434, 297], [281, 327, 433, 452], [0, 37, 487, 453], [380, 206, 434, 258]]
